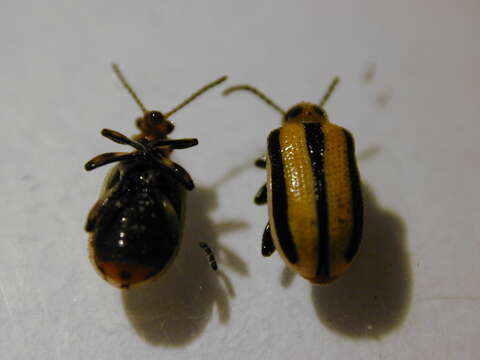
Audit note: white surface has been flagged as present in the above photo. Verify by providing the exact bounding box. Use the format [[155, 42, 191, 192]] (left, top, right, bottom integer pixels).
[[1, 1, 479, 359]]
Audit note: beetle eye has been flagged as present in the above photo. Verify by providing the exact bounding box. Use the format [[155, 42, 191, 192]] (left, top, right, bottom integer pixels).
[[313, 106, 326, 117], [286, 106, 303, 119], [165, 121, 174, 133], [149, 111, 164, 123]]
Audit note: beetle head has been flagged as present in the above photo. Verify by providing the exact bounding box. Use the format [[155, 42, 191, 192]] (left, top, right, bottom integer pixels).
[[136, 110, 175, 140], [283, 102, 328, 124]]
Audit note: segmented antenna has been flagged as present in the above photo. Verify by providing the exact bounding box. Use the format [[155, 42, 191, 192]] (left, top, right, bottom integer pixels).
[[223, 85, 285, 115], [319, 77, 340, 108], [199, 242, 218, 271], [164, 76, 228, 119], [112, 63, 148, 114]]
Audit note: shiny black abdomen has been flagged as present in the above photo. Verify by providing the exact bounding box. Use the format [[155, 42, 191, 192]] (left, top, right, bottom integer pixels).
[[91, 162, 185, 272]]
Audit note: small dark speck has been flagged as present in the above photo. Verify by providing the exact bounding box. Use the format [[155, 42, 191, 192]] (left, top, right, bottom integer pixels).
[[21, 174, 32, 181], [376, 88, 392, 108], [363, 63, 376, 83], [29, 184, 40, 191], [121, 283, 130, 289]]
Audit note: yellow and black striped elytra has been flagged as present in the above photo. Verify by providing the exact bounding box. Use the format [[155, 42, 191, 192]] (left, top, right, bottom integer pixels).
[[223, 78, 363, 284], [85, 64, 225, 289]]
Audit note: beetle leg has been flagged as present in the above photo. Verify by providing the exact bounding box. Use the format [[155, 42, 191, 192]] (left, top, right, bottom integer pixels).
[[255, 156, 267, 168], [151, 156, 195, 190], [167, 160, 195, 190], [152, 188, 180, 237], [150, 137, 198, 149], [254, 183, 267, 205], [84, 151, 141, 171], [262, 223, 276, 257]]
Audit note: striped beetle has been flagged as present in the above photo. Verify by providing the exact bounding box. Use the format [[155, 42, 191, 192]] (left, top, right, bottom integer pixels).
[[223, 78, 363, 284]]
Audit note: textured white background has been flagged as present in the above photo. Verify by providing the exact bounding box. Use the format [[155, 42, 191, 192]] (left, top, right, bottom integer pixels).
[[1, 1, 479, 359]]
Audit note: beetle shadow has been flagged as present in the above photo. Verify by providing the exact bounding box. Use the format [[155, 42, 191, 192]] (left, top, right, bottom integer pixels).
[[122, 185, 249, 346], [311, 183, 412, 338]]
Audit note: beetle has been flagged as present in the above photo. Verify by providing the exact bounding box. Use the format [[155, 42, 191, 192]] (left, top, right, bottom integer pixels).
[[223, 78, 363, 284], [85, 64, 225, 289]]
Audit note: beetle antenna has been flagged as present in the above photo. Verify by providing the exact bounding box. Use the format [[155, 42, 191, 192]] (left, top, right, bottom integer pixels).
[[112, 63, 148, 114], [198, 242, 218, 271], [319, 77, 340, 108], [164, 76, 228, 119], [223, 85, 285, 115]]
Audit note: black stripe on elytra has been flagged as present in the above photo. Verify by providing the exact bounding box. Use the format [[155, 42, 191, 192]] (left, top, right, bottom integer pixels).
[[304, 123, 329, 279], [343, 129, 363, 262], [268, 129, 298, 263]]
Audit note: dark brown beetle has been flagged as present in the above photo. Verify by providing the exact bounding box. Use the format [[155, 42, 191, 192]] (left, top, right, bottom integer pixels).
[[85, 64, 225, 289]]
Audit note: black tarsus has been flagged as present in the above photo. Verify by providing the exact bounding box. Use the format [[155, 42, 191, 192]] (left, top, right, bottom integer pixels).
[[262, 223, 275, 257], [254, 156, 268, 204], [255, 156, 267, 168], [254, 183, 267, 205]]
